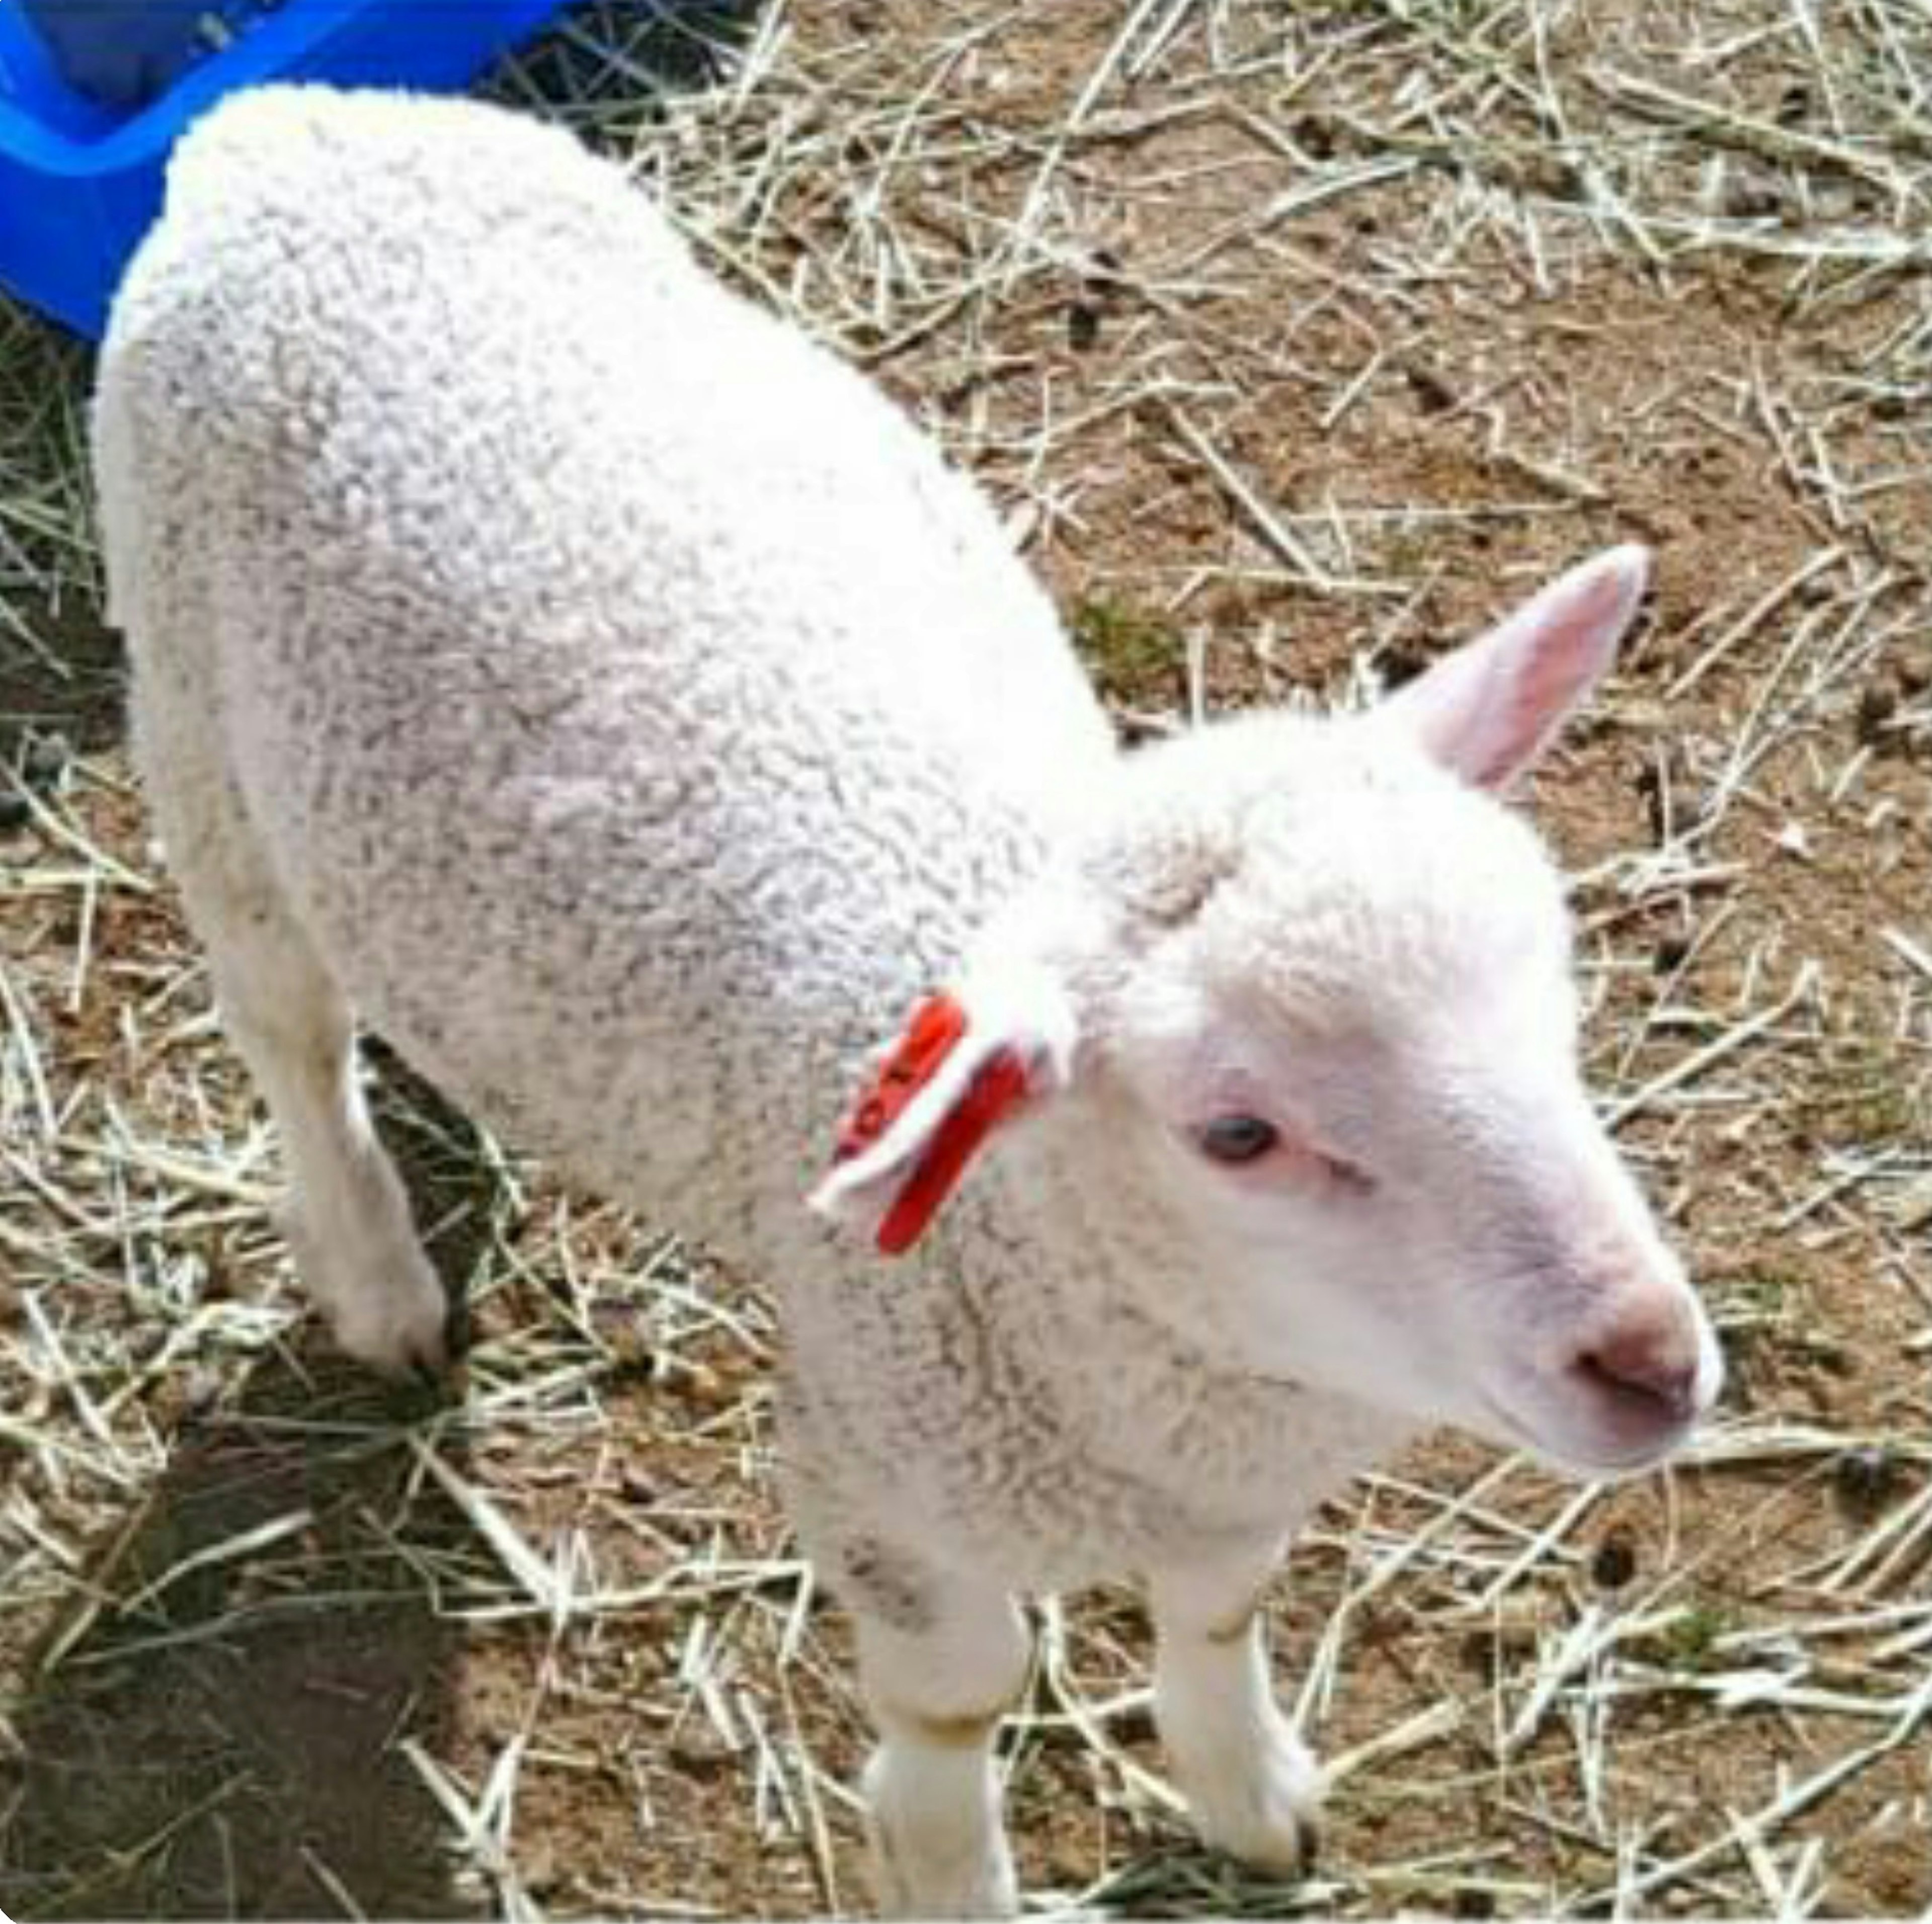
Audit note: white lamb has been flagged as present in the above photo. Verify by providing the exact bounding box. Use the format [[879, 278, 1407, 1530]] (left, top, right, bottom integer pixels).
[[94, 87, 1722, 1917]]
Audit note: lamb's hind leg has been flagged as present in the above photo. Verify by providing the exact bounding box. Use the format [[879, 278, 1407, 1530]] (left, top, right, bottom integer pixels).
[[223, 921, 449, 1373], [140, 710, 446, 1371]]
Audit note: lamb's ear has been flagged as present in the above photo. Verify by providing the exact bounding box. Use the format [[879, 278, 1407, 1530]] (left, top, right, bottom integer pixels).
[[1381, 545, 1650, 791], [808, 957, 1079, 1257]]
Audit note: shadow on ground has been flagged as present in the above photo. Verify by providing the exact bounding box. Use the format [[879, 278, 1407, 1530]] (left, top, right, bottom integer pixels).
[[0, 1066, 506, 1921], [0, 14, 778, 1909], [1, 591, 125, 763]]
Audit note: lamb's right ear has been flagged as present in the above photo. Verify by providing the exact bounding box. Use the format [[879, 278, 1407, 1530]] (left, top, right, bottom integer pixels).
[[1381, 545, 1650, 792], [808, 957, 1079, 1257]]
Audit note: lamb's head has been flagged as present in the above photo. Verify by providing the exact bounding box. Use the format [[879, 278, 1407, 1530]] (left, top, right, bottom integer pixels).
[[815, 546, 1721, 1476]]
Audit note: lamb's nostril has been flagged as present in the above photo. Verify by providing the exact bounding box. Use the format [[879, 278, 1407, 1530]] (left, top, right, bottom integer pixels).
[[1572, 1338, 1698, 1423]]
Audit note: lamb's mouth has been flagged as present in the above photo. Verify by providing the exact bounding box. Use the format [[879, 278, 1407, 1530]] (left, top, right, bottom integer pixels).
[[1478, 1388, 1692, 1477]]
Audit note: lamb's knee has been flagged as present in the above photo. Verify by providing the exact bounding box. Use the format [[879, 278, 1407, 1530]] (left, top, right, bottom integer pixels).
[[876, 1703, 1006, 1750], [854, 1585, 1030, 1732]]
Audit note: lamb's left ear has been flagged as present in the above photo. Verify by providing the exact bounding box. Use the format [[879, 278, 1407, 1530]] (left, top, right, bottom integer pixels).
[[808, 956, 1079, 1256], [1381, 544, 1650, 792]]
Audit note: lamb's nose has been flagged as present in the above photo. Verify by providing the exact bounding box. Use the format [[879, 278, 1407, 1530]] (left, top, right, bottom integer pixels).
[[1572, 1319, 1701, 1423]]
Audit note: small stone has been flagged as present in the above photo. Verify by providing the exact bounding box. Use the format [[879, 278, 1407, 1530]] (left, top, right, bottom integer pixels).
[[1890, 1172, 1932, 1231], [665, 1359, 732, 1410], [1405, 363, 1457, 414], [1652, 931, 1692, 974], [1722, 179, 1782, 220], [0, 791, 30, 834], [668, 1722, 734, 1774], [21, 733, 69, 791], [154, 1363, 225, 1438], [1833, 1445, 1899, 1512], [1294, 113, 1336, 159], [1856, 681, 1897, 746], [1379, 643, 1429, 692], [183, 1364, 223, 1417], [1591, 1529, 1638, 1591], [1894, 647, 1932, 697]]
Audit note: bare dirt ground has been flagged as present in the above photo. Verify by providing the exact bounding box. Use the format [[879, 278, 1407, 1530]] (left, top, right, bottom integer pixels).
[[2, 1, 1930, 1916]]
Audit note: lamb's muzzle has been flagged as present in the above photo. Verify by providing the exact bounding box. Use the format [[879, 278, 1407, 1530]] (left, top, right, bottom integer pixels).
[[1573, 1309, 1709, 1426]]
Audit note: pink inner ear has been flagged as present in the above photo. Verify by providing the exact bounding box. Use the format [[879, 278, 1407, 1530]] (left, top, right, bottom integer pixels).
[[1464, 585, 1623, 787], [1470, 627, 1604, 788], [1393, 545, 1647, 792], [1502, 564, 1632, 764]]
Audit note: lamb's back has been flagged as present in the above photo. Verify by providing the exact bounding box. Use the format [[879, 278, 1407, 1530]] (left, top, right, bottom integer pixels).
[[100, 87, 1114, 1238]]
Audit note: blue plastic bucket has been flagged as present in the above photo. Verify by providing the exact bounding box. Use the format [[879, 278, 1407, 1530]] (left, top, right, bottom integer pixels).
[[0, 0, 572, 336]]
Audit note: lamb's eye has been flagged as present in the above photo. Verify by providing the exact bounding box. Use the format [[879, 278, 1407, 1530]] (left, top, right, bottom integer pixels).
[[1195, 1114, 1280, 1165]]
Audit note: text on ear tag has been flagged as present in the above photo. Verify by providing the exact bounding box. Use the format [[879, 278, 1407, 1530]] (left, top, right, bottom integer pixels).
[[833, 993, 968, 1166]]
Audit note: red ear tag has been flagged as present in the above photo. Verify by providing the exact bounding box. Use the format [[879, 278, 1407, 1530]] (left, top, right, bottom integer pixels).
[[828, 992, 1033, 1256], [874, 1048, 1029, 1254], [833, 994, 969, 1166]]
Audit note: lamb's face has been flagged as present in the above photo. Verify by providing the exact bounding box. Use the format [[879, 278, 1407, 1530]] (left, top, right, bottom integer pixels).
[[1092, 741, 1722, 1476], [813, 546, 1722, 1473]]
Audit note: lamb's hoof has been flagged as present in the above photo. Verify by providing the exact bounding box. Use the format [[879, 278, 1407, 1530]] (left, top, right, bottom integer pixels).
[[867, 1823, 1017, 1921], [1185, 1729, 1325, 1879], [288, 1217, 451, 1377], [863, 1748, 1018, 1919], [327, 1288, 449, 1377]]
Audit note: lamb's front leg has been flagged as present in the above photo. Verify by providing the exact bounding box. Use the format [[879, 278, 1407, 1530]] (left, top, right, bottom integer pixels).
[[849, 1559, 1031, 1918], [1150, 1540, 1322, 1877]]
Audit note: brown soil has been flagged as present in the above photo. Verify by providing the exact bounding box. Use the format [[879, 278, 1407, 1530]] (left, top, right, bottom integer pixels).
[[2, 1, 1928, 1917]]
